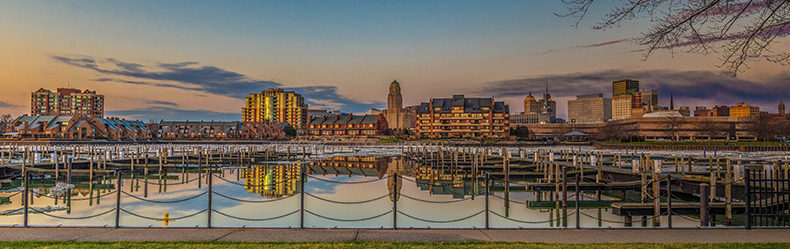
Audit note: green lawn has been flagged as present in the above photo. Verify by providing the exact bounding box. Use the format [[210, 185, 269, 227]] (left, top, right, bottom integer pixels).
[[1, 242, 788, 249], [605, 141, 786, 146]]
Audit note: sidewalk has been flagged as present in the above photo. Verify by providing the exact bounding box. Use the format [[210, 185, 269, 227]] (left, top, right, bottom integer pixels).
[[1, 228, 790, 243]]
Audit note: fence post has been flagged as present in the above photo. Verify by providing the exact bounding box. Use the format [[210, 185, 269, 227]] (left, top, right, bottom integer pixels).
[[392, 173, 398, 230], [485, 172, 490, 230], [575, 172, 580, 229], [207, 163, 213, 228], [23, 171, 29, 228], [700, 183, 709, 227], [667, 174, 672, 229], [300, 164, 305, 229], [115, 170, 122, 228], [745, 168, 752, 230]]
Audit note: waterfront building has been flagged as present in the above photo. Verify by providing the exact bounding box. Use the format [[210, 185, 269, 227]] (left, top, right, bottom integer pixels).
[[513, 88, 555, 124], [612, 79, 639, 96], [382, 80, 416, 130], [729, 103, 760, 117], [711, 105, 730, 116], [242, 88, 308, 129], [694, 106, 711, 117], [568, 94, 611, 124], [154, 120, 286, 140], [31, 88, 104, 118], [612, 95, 634, 120], [8, 115, 147, 140], [306, 114, 388, 136], [415, 95, 509, 138]]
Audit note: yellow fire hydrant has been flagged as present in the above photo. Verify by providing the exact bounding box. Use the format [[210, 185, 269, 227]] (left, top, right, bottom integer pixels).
[[156, 212, 176, 226]]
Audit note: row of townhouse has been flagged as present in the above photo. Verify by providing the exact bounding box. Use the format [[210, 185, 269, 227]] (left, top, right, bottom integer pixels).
[[5, 115, 149, 140], [306, 114, 388, 136], [150, 120, 287, 140]]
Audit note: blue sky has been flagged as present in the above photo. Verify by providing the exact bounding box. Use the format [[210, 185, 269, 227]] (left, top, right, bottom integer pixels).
[[0, 0, 787, 120]]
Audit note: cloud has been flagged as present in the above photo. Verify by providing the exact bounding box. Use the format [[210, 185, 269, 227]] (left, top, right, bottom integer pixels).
[[148, 100, 178, 107], [52, 55, 381, 116], [532, 38, 630, 56], [0, 101, 18, 108], [106, 106, 240, 121], [478, 69, 790, 114]]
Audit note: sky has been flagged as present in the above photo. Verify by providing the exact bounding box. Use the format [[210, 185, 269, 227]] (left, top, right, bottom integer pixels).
[[0, 0, 788, 121]]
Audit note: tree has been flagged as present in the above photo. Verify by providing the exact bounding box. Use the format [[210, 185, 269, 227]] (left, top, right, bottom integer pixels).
[[0, 114, 12, 133], [559, 0, 790, 75], [663, 116, 685, 141], [697, 119, 726, 140], [510, 126, 532, 139], [746, 114, 777, 140], [282, 125, 297, 137]]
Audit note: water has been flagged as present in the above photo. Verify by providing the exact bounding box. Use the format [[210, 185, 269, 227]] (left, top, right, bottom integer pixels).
[[0, 155, 703, 229]]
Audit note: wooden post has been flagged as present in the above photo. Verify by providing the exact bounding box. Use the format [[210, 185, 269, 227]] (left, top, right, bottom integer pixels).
[[724, 158, 732, 225], [207, 161, 213, 228], [575, 171, 580, 229], [667, 174, 672, 229], [23, 171, 29, 227], [485, 172, 490, 230], [700, 183, 710, 227], [392, 173, 398, 230], [652, 158, 660, 227], [300, 164, 305, 229], [115, 171, 122, 228]]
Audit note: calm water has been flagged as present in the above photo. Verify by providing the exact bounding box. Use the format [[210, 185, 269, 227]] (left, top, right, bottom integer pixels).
[[0, 151, 703, 228]]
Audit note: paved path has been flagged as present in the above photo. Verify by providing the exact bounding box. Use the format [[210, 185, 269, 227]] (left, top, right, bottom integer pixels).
[[1, 228, 790, 243]]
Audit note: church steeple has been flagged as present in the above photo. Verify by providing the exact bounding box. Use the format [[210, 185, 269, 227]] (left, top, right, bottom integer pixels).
[[670, 91, 674, 110]]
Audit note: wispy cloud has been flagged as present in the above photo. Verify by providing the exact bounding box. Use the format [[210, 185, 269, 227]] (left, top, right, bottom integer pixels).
[[479, 69, 790, 112], [0, 101, 18, 109], [52, 55, 383, 116], [532, 38, 630, 56]]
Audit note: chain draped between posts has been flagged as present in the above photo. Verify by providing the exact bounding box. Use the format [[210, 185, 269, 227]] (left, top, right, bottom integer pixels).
[[306, 192, 389, 205], [305, 175, 389, 184], [305, 210, 393, 223], [213, 209, 299, 222], [491, 210, 576, 224], [397, 210, 485, 224], [122, 190, 208, 204], [120, 208, 207, 221], [212, 191, 297, 203], [30, 207, 116, 220]]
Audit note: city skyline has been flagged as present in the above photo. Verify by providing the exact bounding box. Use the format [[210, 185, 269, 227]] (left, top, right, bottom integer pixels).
[[1, 1, 789, 121]]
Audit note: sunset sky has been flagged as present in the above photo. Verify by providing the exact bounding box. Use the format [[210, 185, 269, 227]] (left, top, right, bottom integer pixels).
[[1, 0, 788, 121]]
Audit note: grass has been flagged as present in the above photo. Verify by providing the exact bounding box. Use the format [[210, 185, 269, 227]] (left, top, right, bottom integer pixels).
[[1, 242, 788, 249], [378, 138, 401, 144], [605, 141, 786, 146]]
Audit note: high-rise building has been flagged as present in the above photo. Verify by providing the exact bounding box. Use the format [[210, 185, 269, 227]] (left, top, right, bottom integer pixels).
[[242, 88, 308, 129], [612, 95, 634, 120], [415, 95, 509, 138], [612, 79, 639, 96], [711, 105, 730, 116], [637, 89, 658, 108], [780, 100, 785, 114], [539, 84, 557, 119], [31, 88, 104, 118], [568, 94, 612, 124], [523, 92, 541, 114], [382, 80, 416, 130], [729, 103, 760, 117]]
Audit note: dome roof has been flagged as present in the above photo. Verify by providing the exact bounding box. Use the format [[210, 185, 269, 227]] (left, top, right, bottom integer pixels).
[[524, 92, 535, 101], [391, 80, 399, 85], [643, 111, 684, 118]]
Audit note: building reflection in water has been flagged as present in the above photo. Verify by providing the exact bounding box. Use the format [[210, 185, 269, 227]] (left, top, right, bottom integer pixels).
[[241, 164, 301, 199]]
